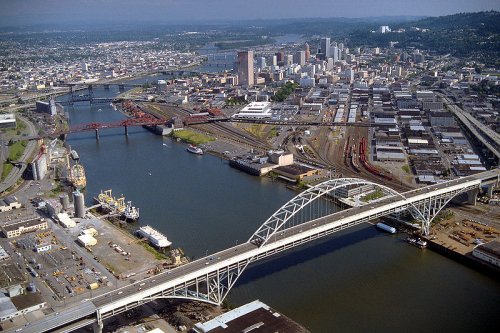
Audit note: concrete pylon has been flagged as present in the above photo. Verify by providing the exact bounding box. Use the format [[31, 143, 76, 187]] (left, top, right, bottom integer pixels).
[[485, 184, 494, 198], [92, 321, 103, 333], [467, 188, 479, 205]]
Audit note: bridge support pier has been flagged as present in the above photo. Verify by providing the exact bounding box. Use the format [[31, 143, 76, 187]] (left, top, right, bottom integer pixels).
[[467, 188, 479, 205], [92, 320, 103, 333], [88, 85, 94, 104], [95, 129, 100, 141], [484, 184, 494, 198]]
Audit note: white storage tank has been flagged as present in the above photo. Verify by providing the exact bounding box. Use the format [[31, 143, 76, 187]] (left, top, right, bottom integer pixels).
[[59, 193, 70, 211], [73, 190, 85, 218]]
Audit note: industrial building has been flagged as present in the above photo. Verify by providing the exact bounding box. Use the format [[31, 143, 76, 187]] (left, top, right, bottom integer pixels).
[[229, 151, 294, 176], [232, 102, 272, 119], [472, 240, 500, 268], [273, 164, 318, 181], [193, 300, 309, 333], [0, 113, 16, 129], [0, 292, 46, 323], [1, 218, 48, 238], [0, 196, 22, 212], [35, 98, 57, 116], [77, 234, 97, 247], [56, 213, 75, 228], [29, 153, 48, 181]]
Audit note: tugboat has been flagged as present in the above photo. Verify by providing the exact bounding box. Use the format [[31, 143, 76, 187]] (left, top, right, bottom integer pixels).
[[122, 201, 140, 222], [407, 236, 427, 249], [186, 144, 203, 155]]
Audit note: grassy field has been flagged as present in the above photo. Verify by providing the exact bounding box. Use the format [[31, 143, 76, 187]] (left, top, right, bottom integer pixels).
[[8, 140, 27, 160], [172, 130, 214, 145], [1, 164, 13, 180], [1, 140, 27, 180]]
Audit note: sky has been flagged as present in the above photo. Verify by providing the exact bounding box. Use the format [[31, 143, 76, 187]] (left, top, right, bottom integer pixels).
[[0, 0, 499, 26]]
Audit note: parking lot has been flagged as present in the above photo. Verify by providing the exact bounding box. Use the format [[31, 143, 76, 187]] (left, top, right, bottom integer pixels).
[[7, 229, 112, 304]]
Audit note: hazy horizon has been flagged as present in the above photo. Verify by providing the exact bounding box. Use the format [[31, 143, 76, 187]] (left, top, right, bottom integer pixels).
[[0, 0, 499, 27]]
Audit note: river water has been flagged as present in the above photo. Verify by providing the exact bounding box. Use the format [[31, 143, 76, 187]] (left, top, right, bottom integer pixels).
[[64, 83, 500, 332]]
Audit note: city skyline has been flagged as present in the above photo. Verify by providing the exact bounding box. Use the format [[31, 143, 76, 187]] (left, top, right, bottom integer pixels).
[[0, 0, 499, 26]]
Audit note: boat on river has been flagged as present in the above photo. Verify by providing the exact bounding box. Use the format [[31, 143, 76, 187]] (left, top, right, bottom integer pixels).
[[186, 144, 203, 155], [68, 164, 86, 189], [407, 236, 427, 249]]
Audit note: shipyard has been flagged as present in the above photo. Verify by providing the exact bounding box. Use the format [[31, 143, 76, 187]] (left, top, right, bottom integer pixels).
[[0, 5, 499, 333]]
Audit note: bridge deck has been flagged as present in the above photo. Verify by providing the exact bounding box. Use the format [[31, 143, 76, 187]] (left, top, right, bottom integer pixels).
[[11, 169, 499, 333]]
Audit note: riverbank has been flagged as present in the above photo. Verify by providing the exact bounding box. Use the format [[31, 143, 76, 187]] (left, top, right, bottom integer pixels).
[[61, 78, 500, 333]]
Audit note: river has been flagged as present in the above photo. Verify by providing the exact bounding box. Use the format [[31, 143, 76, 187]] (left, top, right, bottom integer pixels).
[[64, 83, 500, 333]]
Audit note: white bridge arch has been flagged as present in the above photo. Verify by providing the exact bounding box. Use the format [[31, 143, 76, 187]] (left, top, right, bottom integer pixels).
[[249, 178, 404, 247]]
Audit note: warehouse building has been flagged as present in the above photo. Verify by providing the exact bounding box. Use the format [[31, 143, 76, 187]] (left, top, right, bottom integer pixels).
[[1, 218, 48, 238], [473, 240, 500, 268]]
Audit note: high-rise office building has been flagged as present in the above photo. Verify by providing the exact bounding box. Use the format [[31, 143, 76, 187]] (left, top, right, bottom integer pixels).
[[294, 50, 306, 66], [276, 50, 285, 64], [258, 57, 266, 69], [320, 37, 331, 59], [272, 55, 278, 66], [237, 51, 254, 86], [332, 46, 339, 63], [304, 43, 311, 61]]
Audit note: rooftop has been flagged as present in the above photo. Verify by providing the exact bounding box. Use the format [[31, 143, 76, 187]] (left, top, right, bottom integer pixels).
[[193, 300, 309, 333], [475, 240, 500, 260]]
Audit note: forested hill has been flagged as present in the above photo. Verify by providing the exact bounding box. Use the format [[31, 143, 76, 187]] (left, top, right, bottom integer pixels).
[[348, 11, 499, 59]]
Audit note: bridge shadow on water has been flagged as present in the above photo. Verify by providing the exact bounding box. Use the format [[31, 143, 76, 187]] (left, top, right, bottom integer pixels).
[[235, 224, 386, 287]]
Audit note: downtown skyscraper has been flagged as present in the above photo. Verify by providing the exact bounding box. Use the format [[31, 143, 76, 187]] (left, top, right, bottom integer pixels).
[[237, 51, 254, 86]]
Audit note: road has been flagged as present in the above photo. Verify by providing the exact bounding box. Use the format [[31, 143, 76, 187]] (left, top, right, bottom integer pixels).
[[0, 115, 38, 194], [7, 169, 499, 333], [437, 92, 500, 161]]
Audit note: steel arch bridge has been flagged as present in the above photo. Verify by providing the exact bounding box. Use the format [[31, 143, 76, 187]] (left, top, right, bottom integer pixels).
[[22, 170, 500, 333], [102, 177, 478, 308], [168, 177, 477, 305], [249, 178, 403, 247]]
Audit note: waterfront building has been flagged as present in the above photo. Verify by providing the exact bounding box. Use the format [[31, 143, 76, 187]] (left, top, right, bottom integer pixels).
[[193, 300, 310, 333], [473, 240, 500, 268], [35, 98, 57, 116], [237, 51, 254, 87], [274, 164, 318, 181]]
